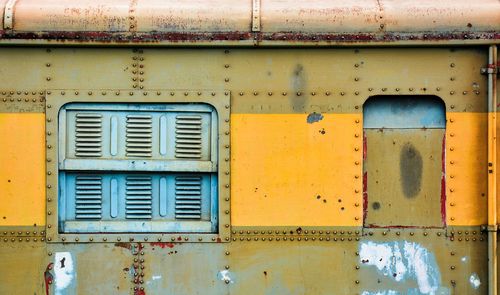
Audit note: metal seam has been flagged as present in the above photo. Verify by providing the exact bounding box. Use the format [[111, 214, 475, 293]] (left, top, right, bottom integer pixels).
[[3, 0, 17, 30]]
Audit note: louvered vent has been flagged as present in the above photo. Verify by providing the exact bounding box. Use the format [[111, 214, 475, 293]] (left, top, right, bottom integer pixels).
[[75, 113, 102, 157], [75, 176, 102, 219], [126, 176, 152, 219], [175, 115, 202, 159], [126, 115, 152, 157], [175, 176, 202, 219]]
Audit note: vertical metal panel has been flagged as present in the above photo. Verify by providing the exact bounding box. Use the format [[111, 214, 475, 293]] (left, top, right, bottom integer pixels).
[[364, 129, 445, 227]]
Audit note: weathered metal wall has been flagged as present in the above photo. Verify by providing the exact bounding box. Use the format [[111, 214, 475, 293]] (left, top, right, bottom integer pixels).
[[0, 47, 493, 294]]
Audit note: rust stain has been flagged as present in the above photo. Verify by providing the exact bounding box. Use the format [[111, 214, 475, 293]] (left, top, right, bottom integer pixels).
[[0, 31, 497, 43], [440, 134, 447, 226], [44, 263, 54, 295], [362, 171, 368, 225], [150, 242, 175, 249], [114, 242, 132, 250]]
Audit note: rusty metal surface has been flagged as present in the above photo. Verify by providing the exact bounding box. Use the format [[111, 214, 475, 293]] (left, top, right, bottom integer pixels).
[[0, 45, 494, 294], [0, 0, 497, 44]]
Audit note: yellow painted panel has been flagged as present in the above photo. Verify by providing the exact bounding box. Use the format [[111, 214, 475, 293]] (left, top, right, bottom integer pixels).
[[231, 113, 363, 226], [0, 113, 45, 226], [447, 112, 488, 226]]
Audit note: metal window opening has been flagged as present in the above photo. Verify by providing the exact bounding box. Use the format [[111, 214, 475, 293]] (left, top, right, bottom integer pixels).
[[57, 103, 219, 233]]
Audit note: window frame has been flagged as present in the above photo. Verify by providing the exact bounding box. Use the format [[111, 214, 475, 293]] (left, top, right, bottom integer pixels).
[[45, 90, 231, 243]]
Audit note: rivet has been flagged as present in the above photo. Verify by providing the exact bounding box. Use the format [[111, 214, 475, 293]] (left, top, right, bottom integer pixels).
[[424, 232, 428, 236], [355, 280, 360, 284], [451, 217, 455, 221], [225, 251, 230, 255], [354, 147, 359, 151], [355, 217, 360, 220], [129, 92, 134, 96], [355, 119, 360, 123], [463, 91, 467, 95], [450, 77, 455, 81], [184, 92, 189, 96], [212, 92, 216, 96], [157, 91, 162, 95], [143, 92, 148, 96], [340, 92, 345, 96], [451, 266, 455, 270], [450, 91, 455, 95], [224, 64, 230, 68], [46, 77, 51, 81], [409, 88, 414, 91], [450, 202, 455, 206], [410, 232, 414, 236], [450, 63, 455, 68], [355, 91, 359, 95], [450, 160, 455, 164], [116, 91, 120, 95], [382, 88, 387, 92], [296, 91, 302, 96], [395, 88, 400, 91], [103, 237, 107, 241], [354, 64, 359, 68], [436, 87, 441, 91], [170, 92, 175, 96], [354, 77, 359, 81], [355, 203, 360, 207], [311, 92, 316, 96]]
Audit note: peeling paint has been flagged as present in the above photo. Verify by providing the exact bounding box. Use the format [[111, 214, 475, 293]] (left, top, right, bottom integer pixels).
[[469, 273, 481, 289], [54, 252, 75, 295], [359, 241, 444, 294], [362, 291, 399, 295], [217, 270, 234, 284], [306, 112, 323, 124]]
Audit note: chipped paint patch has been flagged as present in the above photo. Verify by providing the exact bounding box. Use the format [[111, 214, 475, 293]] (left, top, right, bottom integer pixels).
[[54, 252, 75, 295], [359, 241, 443, 294], [217, 270, 234, 284], [152, 275, 162, 280], [306, 112, 323, 124], [469, 273, 481, 289]]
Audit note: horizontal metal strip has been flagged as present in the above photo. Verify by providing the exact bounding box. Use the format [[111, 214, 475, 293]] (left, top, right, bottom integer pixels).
[[62, 220, 213, 233], [61, 159, 216, 172]]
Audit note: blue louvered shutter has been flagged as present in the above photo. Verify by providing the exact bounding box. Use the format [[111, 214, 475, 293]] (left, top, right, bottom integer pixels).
[[58, 103, 218, 233]]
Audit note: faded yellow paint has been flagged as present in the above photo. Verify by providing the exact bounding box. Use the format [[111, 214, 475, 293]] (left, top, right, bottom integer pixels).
[[0, 113, 45, 226], [447, 112, 488, 226], [231, 113, 363, 226]]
